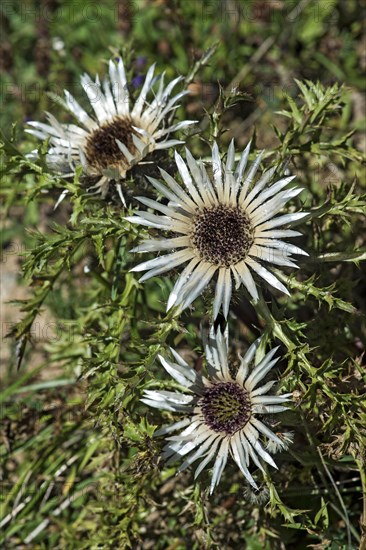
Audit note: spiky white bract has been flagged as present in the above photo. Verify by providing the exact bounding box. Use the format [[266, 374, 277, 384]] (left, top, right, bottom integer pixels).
[[266, 431, 294, 454], [142, 327, 292, 494], [127, 141, 308, 317], [26, 56, 196, 200]]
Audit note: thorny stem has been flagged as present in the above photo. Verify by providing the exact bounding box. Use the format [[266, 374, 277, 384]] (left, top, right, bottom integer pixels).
[[14, 236, 88, 369], [185, 43, 219, 87], [255, 297, 315, 375]]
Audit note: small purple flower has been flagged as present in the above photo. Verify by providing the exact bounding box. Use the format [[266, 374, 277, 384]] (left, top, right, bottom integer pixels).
[[132, 74, 144, 88]]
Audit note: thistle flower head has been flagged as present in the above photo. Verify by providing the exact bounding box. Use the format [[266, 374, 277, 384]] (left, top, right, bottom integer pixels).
[[128, 141, 308, 317], [142, 327, 292, 493], [26, 56, 196, 201]]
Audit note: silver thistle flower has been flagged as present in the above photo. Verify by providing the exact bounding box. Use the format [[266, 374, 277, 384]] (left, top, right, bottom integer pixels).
[[128, 141, 308, 317], [142, 327, 292, 493], [26, 56, 196, 201]]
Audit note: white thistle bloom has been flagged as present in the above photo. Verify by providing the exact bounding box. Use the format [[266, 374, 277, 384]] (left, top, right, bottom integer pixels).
[[142, 327, 292, 494], [26, 57, 196, 201], [127, 141, 308, 317]]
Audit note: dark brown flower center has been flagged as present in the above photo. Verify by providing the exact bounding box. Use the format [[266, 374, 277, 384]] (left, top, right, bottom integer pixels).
[[190, 205, 254, 267], [200, 381, 251, 435], [85, 116, 137, 171]]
